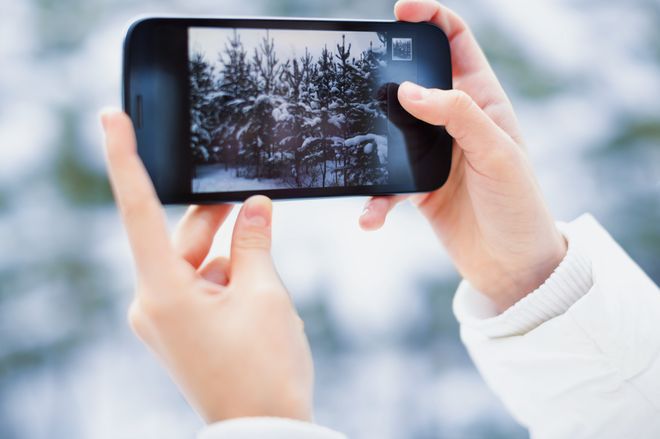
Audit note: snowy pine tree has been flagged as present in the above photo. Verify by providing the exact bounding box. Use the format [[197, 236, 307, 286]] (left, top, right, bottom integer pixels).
[[314, 45, 340, 187], [189, 29, 389, 190], [189, 51, 217, 165], [345, 41, 388, 185], [215, 30, 251, 172], [279, 54, 308, 185], [333, 34, 357, 185], [240, 31, 281, 179]]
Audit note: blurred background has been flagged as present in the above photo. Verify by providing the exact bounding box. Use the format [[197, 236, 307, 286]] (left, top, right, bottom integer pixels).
[[1, 0, 658, 437]]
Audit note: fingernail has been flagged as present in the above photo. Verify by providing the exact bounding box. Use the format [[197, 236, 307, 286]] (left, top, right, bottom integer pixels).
[[400, 82, 428, 101], [361, 202, 371, 217], [243, 197, 271, 227]]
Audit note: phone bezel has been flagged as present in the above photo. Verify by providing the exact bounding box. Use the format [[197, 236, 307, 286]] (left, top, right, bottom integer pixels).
[[123, 17, 452, 204]]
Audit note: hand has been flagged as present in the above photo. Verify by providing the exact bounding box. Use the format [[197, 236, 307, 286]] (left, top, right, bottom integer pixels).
[[101, 110, 313, 422], [360, 0, 567, 312]]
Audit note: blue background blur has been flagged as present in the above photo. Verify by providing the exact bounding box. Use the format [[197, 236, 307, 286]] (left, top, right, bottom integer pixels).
[[1, 0, 658, 438]]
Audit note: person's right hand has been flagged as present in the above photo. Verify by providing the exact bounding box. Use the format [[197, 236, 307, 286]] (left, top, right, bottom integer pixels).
[[360, 0, 567, 312]]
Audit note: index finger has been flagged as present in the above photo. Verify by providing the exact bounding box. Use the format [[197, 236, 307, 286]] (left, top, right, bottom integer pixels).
[[101, 109, 176, 283]]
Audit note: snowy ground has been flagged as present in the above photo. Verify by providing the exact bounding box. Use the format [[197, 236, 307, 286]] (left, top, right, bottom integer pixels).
[[192, 164, 290, 192], [193, 159, 387, 191]]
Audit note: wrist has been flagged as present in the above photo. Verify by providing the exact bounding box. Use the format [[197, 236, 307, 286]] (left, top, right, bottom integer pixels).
[[480, 228, 568, 312], [453, 221, 593, 337], [202, 385, 312, 424]]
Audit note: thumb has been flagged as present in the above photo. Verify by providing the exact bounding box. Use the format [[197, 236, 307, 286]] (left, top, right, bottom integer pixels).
[[397, 81, 518, 166], [230, 195, 278, 284]]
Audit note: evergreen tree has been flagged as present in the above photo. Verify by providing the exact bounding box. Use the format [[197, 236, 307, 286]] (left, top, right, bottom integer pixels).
[[333, 34, 361, 186], [314, 44, 339, 187], [189, 51, 216, 165], [279, 55, 307, 185], [190, 29, 388, 188], [298, 49, 325, 186], [216, 30, 251, 172], [241, 31, 282, 179], [345, 42, 388, 185]]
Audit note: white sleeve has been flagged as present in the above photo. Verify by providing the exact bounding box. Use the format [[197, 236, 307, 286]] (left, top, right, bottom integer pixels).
[[198, 417, 347, 439], [454, 213, 660, 438]]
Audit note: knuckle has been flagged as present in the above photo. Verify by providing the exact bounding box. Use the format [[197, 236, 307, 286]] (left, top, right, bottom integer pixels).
[[128, 281, 189, 340], [447, 89, 474, 113], [134, 292, 182, 327], [234, 229, 271, 251], [127, 300, 149, 339], [426, 90, 475, 130], [442, 90, 477, 141], [139, 296, 170, 321]]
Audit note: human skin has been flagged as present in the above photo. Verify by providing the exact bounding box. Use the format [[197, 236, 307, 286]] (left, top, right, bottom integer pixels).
[[360, 0, 567, 312], [100, 0, 567, 424], [101, 112, 313, 422]]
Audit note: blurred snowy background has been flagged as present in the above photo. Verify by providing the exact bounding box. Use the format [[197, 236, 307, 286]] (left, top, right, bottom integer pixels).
[[1, 0, 659, 438]]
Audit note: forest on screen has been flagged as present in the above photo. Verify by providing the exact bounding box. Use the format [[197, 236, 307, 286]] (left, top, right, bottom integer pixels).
[[189, 30, 389, 190]]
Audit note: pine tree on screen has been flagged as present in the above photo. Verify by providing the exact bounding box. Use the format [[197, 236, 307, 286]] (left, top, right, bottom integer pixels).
[[190, 29, 389, 188], [346, 43, 388, 185], [279, 56, 306, 185], [216, 30, 251, 173], [314, 45, 339, 187], [297, 49, 325, 186], [333, 34, 358, 185], [240, 31, 281, 179], [189, 52, 217, 165]]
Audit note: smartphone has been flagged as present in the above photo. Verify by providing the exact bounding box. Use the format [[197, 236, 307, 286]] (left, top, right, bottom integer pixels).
[[123, 17, 452, 203]]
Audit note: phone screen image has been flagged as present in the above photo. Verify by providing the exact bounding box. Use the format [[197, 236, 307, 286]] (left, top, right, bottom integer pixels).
[[123, 18, 452, 203], [188, 28, 418, 193]]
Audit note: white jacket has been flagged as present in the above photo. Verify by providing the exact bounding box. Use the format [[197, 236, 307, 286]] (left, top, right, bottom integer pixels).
[[199, 214, 660, 439]]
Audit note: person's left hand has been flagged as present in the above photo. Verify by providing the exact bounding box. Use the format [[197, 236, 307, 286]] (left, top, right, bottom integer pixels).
[[101, 109, 314, 423]]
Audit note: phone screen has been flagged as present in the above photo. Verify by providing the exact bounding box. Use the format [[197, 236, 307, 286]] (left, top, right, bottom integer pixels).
[[124, 19, 452, 203]]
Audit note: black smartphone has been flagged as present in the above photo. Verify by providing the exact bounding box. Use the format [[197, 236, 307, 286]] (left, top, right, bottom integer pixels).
[[123, 17, 452, 203]]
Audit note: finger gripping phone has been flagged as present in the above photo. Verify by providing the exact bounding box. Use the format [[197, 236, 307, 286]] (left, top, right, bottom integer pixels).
[[123, 17, 452, 203]]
